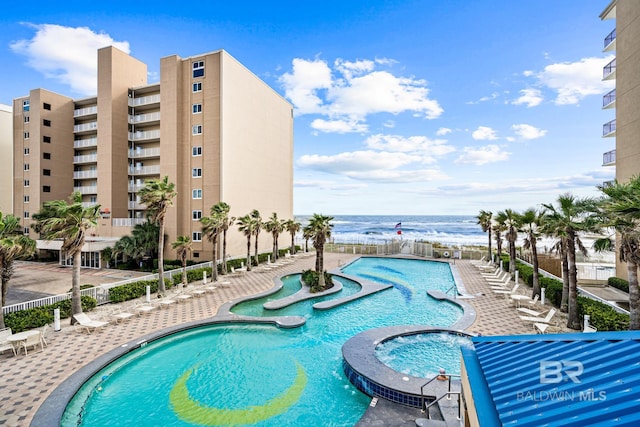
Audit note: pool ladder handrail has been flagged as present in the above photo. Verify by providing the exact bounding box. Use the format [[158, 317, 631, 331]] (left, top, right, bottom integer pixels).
[[445, 284, 457, 299], [420, 374, 461, 420]]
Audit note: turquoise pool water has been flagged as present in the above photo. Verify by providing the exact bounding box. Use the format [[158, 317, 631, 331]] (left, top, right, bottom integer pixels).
[[62, 258, 462, 426]]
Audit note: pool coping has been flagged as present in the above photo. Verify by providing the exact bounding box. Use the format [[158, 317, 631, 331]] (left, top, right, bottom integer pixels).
[[31, 256, 476, 426]]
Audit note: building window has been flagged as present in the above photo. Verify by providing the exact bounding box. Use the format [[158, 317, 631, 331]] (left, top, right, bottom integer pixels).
[[192, 210, 202, 220], [192, 103, 202, 114], [24, 116, 30, 123], [90, 196, 97, 203], [43, 102, 51, 110], [24, 164, 29, 171], [24, 196, 29, 203], [24, 180, 29, 187], [43, 186, 51, 192], [23, 100, 30, 112], [192, 168, 202, 178], [193, 61, 205, 78], [193, 82, 202, 92], [24, 211, 29, 219], [192, 189, 202, 199], [192, 232, 202, 242], [192, 125, 202, 135], [193, 252, 199, 258], [43, 136, 51, 143], [192, 146, 202, 156], [24, 148, 29, 155], [43, 119, 51, 127], [23, 227, 29, 235], [24, 132, 29, 139], [43, 169, 51, 176], [43, 152, 51, 160]]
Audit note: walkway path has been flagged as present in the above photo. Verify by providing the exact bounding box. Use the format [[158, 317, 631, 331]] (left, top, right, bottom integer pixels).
[[0, 256, 569, 426]]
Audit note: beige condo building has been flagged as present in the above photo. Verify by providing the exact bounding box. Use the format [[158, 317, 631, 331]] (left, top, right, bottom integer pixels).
[[12, 46, 293, 267], [0, 104, 13, 214], [600, 0, 640, 279]]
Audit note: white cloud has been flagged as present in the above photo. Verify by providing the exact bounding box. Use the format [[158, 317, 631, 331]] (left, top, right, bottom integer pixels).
[[279, 56, 443, 132], [310, 118, 368, 134], [454, 144, 510, 165], [10, 23, 130, 96], [512, 124, 547, 140], [511, 88, 543, 107], [466, 92, 499, 105], [472, 126, 498, 141], [294, 179, 368, 191], [534, 56, 615, 105], [364, 134, 455, 163], [436, 127, 452, 136]]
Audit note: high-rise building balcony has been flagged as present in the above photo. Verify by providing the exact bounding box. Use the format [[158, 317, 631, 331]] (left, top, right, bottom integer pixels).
[[602, 180, 615, 188], [128, 94, 160, 108], [73, 154, 98, 164], [129, 130, 160, 142], [129, 111, 160, 125], [603, 119, 616, 137], [73, 185, 98, 195], [128, 201, 146, 210], [73, 137, 98, 149], [604, 28, 616, 51], [129, 147, 160, 159], [603, 58, 616, 80], [74, 121, 98, 133], [603, 149, 616, 166], [128, 165, 160, 175], [73, 106, 97, 118], [602, 89, 616, 109], [74, 170, 98, 179]]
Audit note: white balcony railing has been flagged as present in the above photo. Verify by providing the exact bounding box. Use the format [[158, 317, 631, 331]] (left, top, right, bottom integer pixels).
[[73, 106, 97, 117], [603, 119, 616, 137], [73, 185, 98, 195], [128, 165, 160, 175], [73, 170, 98, 179], [73, 138, 97, 149], [128, 201, 146, 210], [603, 58, 616, 80], [129, 147, 160, 158], [73, 154, 98, 164], [602, 89, 616, 109], [128, 94, 160, 107], [129, 112, 160, 124], [603, 149, 616, 166], [128, 183, 145, 192], [74, 122, 97, 133], [129, 130, 160, 141], [112, 217, 148, 227]]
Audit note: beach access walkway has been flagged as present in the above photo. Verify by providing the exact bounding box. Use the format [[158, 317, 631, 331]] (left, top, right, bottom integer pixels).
[[0, 256, 571, 426]]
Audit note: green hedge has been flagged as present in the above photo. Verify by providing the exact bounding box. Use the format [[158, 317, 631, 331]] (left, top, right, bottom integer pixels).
[[608, 276, 629, 293], [512, 258, 629, 331], [108, 278, 173, 303], [4, 296, 97, 333]]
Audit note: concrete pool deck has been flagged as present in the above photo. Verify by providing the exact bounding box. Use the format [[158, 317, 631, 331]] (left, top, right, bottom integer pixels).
[[0, 255, 572, 426]]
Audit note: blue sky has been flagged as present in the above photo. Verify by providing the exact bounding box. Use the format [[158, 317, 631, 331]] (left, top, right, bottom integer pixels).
[[0, 1, 616, 216]]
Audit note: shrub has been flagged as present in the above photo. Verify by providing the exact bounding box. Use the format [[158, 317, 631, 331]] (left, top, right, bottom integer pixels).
[[608, 277, 629, 293], [108, 279, 171, 303], [4, 296, 97, 333], [301, 269, 333, 293]]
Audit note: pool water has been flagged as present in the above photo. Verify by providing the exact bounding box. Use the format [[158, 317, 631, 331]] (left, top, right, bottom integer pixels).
[[375, 332, 474, 378], [62, 258, 463, 426]]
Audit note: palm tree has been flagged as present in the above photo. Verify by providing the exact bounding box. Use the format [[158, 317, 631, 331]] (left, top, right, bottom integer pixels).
[[200, 212, 223, 281], [0, 212, 36, 328], [113, 235, 146, 268], [131, 221, 160, 266], [476, 210, 493, 262], [264, 212, 285, 262], [172, 235, 192, 287], [236, 214, 254, 271], [212, 202, 235, 274], [284, 218, 301, 255], [138, 176, 177, 295], [542, 193, 601, 329], [33, 192, 100, 324], [495, 209, 519, 275], [519, 208, 543, 298], [596, 176, 640, 329], [492, 220, 505, 258], [304, 214, 334, 288], [251, 209, 262, 267]]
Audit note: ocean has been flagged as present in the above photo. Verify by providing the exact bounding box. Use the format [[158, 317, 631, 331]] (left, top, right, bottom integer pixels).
[[296, 215, 486, 247]]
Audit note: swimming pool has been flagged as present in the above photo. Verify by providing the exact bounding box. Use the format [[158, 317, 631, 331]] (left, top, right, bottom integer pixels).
[[58, 257, 466, 426]]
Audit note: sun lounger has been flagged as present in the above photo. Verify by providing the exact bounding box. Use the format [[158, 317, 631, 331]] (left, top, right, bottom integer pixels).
[[493, 283, 519, 296], [520, 308, 557, 325], [112, 304, 135, 323], [158, 298, 177, 308], [136, 304, 156, 315], [0, 328, 15, 356], [584, 324, 598, 333], [73, 313, 109, 333]]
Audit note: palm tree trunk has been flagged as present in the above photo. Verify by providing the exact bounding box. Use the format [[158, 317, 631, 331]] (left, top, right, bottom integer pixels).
[[222, 230, 228, 274], [212, 235, 219, 281], [246, 237, 252, 272], [487, 229, 492, 262], [566, 235, 580, 329], [317, 242, 325, 288], [629, 261, 639, 330], [71, 251, 83, 325], [561, 249, 569, 312], [291, 233, 296, 255], [531, 241, 541, 298], [254, 236, 259, 267], [158, 222, 166, 294], [509, 240, 516, 275]]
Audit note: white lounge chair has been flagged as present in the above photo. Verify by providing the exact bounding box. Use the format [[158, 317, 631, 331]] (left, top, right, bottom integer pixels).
[[520, 308, 557, 325], [584, 324, 598, 333], [73, 313, 109, 333], [112, 304, 135, 323], [0, 328, 15, 356], [493, 283, 519, 296]]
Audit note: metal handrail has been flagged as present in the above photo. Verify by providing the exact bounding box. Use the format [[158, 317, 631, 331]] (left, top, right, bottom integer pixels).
[[420, 373, 461, 411], [445, 284, 457, 298], [425, 391, 462, 420]]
